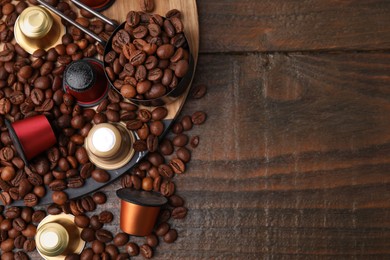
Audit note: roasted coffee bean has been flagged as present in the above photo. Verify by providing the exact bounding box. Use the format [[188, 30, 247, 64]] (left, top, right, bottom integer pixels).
[[159, 138, 174, 155], [192, 111, 207, 125], [80, 227, 95, 242], [140, 244, 153, 259], [172, 134, 188, 147], [176, 147, 191, 163], [67, 176, 84, 188], [5, 207, 21, 219], [1, 166, 15, 181], [181, 115, 193, 131], [89, 215, 103, 230], [95, 229, 113, 243], [174, 59, 189, 77], [172, 122, 183, 134], [126, 242, 139, 256], [170, 158, 186, 174], [32, 210, 46, 224], [149, 120, 164, 136], [131, 175, 141, 190], [24, 193, 38, 207], [148, 152, 164, 166], [91, 169, 110, 183], [140, 0, 154, 12], [146, 134, 158, 152], [106, 244, 119, 259], [146, 233, 159, 247], [65, 253, 80, 260], [172, 206, 188, 219], [158, 164, 174, 178], [81, 196, 96, 212], [93, 113, 107, 124], [71, 115, 85, 129], [160, 180, 175, 197], [191, 84, 207, 99], [92, 192, 106, 205], [80, 248, 94, 260], [113, 232, 129, 247], [80, 162, 94, 179], [74, 214, 90, 228], [14, 251, 29, 260], [1, 238, 14, 252], [23, 239, 35, 252], [155, 222, 170, 236], [163, 229, 178, 243], [138, 109, 152, 123], [145, 83, 166, 99], [91, 239, 105, 254], [49, 179, 67, 191], [0, 98, 11, 115], [14, 235, 26, 249], [106, 109, 120, 122], [47, 203, 62, 215], [98, 211, 113, 224], [126, 11, 140, 27], [142, 176, 153, 191], [133, 25, 148, 39], [12, 218, 26, 231]]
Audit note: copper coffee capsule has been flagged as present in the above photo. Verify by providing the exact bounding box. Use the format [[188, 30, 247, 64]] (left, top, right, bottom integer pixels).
[[117, 188, 168, 236], [14, 6, 65, 54], [35, 213, 85, 260]]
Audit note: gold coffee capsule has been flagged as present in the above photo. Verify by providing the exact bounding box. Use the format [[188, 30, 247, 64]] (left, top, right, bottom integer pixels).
[[85, 123, 135, 170], [35, 213, 85, 260], [14, 6, 65, 54]]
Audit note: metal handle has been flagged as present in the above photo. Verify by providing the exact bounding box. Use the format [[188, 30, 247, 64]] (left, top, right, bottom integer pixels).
[[70, 0, 118, 28], [36, 0, 107, 46]]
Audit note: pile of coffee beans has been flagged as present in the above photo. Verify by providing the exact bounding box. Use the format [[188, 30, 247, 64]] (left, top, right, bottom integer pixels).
[[105, 10, 190, 100], [0, 0, 208, 259]]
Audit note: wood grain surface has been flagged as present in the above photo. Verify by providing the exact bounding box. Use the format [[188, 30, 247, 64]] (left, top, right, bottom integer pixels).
[[28, 0, 390, 259]]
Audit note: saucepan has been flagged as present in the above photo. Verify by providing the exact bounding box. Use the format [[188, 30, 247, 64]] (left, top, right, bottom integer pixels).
[[37, 0, 194, 107]]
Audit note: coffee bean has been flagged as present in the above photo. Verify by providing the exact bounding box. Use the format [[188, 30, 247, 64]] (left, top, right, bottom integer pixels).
[[140, 0, 154, 12], [1, 238, 14, 252], [126, 242, 139, 256], [98, 210, 113, 224], [172, 206, 188, 219], [80, 162, 94, 179], [146, 233, 159, 247], [172, 122, 183, 134], [81, 227, 95, 242], [153, 175, 161, 192], [142, 176, 153, 191], [0, 98, 11, 115], [148, 152, 164, 166], [192, 111, 207, 125], [23, 238, 35, 252], [80, 248, 94, 260], [92, 192, 106, 205], [151, 107, 168, 121], [24, 193, 38, 207], [106, 109, 120, 122], [14, 234, 26, 249], [160, 180, 175, 197], [155, 222, 170, 236], [158, 164, 174, 178], [113, 232, 129, 247], [140, 244, 153, 259], [95, 229, 113, 243], [170, 158, 186, 174], [1, 166, 15, 181], [181, 115, 193, 131], [191, 84, 207, 99], [147, 134, 158, 152], [5, 207, 21, 219], [149, 120, 164, 136], [71, 115, 85, 129], [176, 147, 191, 163], [65, 253, 80, 260], [92, 239, 105, 254], [93, 113, 107, 124], [91, 169, 110, 183], [163, 229, 178, 243], [12, 218, 26, 231], [106, 244, 119, 259], [173, 134, 188, 147], [81, 196, 96, 212], [32, 210, 46, 224]]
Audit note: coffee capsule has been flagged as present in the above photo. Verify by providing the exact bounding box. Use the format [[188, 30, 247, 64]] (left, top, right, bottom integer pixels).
[[117, 188, 168, 236], [35, 213, 85, 260], [14, 6, 65, 54], [78, 0, 116, 12], [63, 58, 109, 107], [84, 123, 135, 170], [5, 115, 57, 165]]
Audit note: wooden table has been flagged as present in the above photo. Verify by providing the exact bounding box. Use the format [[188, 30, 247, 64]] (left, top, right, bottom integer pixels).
[[30, 0, 390, 259]]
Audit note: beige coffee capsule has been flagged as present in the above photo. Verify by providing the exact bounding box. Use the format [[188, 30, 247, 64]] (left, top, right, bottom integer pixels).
[[85, 123, 135, 170], [35, 213, 85, 260], [14, 6, 65, 54]]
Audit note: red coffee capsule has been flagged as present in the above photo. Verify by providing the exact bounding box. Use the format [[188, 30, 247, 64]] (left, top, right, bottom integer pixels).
[[6, 115, 57, 164], [116, 188, 167, 236], [63, 58, 109, 107], [79, 0, 116, 12]]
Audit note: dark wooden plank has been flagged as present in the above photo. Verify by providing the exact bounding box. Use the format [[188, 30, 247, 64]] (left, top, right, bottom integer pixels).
[[198, 0, 390, 52], [28, 52, 390, 259]]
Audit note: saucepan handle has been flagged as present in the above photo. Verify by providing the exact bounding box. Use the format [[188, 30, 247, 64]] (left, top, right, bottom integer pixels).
[[36, 0, 107, 46], [70, 0, 118, 28]]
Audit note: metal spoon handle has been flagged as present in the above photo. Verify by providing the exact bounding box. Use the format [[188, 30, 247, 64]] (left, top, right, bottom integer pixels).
[[36, 0, 107, 46], [70, 0, 118, 28]]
